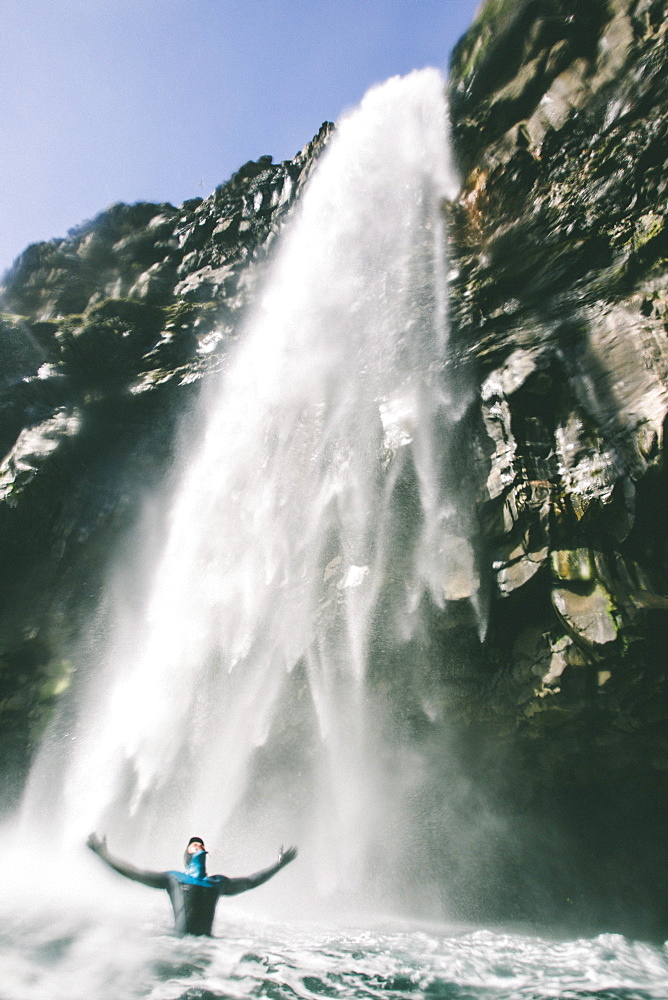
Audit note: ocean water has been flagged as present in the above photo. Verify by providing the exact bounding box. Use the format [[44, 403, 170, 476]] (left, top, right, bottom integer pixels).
[[1, 907, 666, 1000]]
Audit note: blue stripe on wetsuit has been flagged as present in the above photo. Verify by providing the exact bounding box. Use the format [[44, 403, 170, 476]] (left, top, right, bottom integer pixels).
[[166, 871, 225, 887]]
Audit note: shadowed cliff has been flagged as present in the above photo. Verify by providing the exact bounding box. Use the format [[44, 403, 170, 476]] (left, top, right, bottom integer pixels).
[[446, 0, 668, 937]]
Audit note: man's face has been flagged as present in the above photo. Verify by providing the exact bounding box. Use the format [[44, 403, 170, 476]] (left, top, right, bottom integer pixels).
[[187, 840, 205, 855]]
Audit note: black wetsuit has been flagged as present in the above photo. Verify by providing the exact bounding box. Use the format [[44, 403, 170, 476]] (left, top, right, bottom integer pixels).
[[88, 839, 295, 936]]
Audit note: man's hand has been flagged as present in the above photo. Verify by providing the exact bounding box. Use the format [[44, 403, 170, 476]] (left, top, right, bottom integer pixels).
[[278, 845, 297, 867], [87, 832, 107, 855]]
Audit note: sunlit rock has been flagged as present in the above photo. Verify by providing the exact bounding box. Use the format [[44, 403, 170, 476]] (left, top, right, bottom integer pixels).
[[493, 528, 549, 595], [552, 582, 619, 648], [550, 549, 595, 583], [0, 409, 81, 501]]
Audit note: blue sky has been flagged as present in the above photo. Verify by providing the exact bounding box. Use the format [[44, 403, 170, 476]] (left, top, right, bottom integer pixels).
[[1, 0, 480, 277]]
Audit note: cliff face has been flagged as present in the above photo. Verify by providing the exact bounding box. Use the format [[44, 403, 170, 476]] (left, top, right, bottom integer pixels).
[[0, 0, 667, 936], [446, 0, 668, 934]]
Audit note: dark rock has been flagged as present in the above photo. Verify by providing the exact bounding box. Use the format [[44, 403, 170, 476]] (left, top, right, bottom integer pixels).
[[447, 0, 668, 935]]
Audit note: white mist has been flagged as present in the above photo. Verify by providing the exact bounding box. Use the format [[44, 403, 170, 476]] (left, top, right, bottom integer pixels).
[[20, 68, 479, 918]]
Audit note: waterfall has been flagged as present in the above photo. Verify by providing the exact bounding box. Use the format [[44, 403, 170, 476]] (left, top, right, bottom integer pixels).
[[20, 68, 480, 918]]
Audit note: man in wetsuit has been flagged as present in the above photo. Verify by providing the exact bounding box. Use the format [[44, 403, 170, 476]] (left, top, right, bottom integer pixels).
[[87, 833, 297, 936]]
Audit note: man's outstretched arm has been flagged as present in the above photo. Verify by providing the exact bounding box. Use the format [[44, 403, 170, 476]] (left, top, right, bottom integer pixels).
[[87, 833, 169, 890], [216, 845, 297, 896]]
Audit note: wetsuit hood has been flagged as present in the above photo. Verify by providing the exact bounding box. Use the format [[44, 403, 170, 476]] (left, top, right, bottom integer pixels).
[[184, 849, 208, 879]]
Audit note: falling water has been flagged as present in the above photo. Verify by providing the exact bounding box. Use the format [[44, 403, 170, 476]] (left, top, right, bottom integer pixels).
[[18, 67, 483, 916], [31, 69, 472, 899]]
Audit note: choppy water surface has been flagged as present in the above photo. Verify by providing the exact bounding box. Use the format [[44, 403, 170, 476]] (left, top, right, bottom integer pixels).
[[1, 910, 666, 1000]]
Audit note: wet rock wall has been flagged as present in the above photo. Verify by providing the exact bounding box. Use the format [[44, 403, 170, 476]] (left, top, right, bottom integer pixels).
[[446, 0, 668, 935]]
